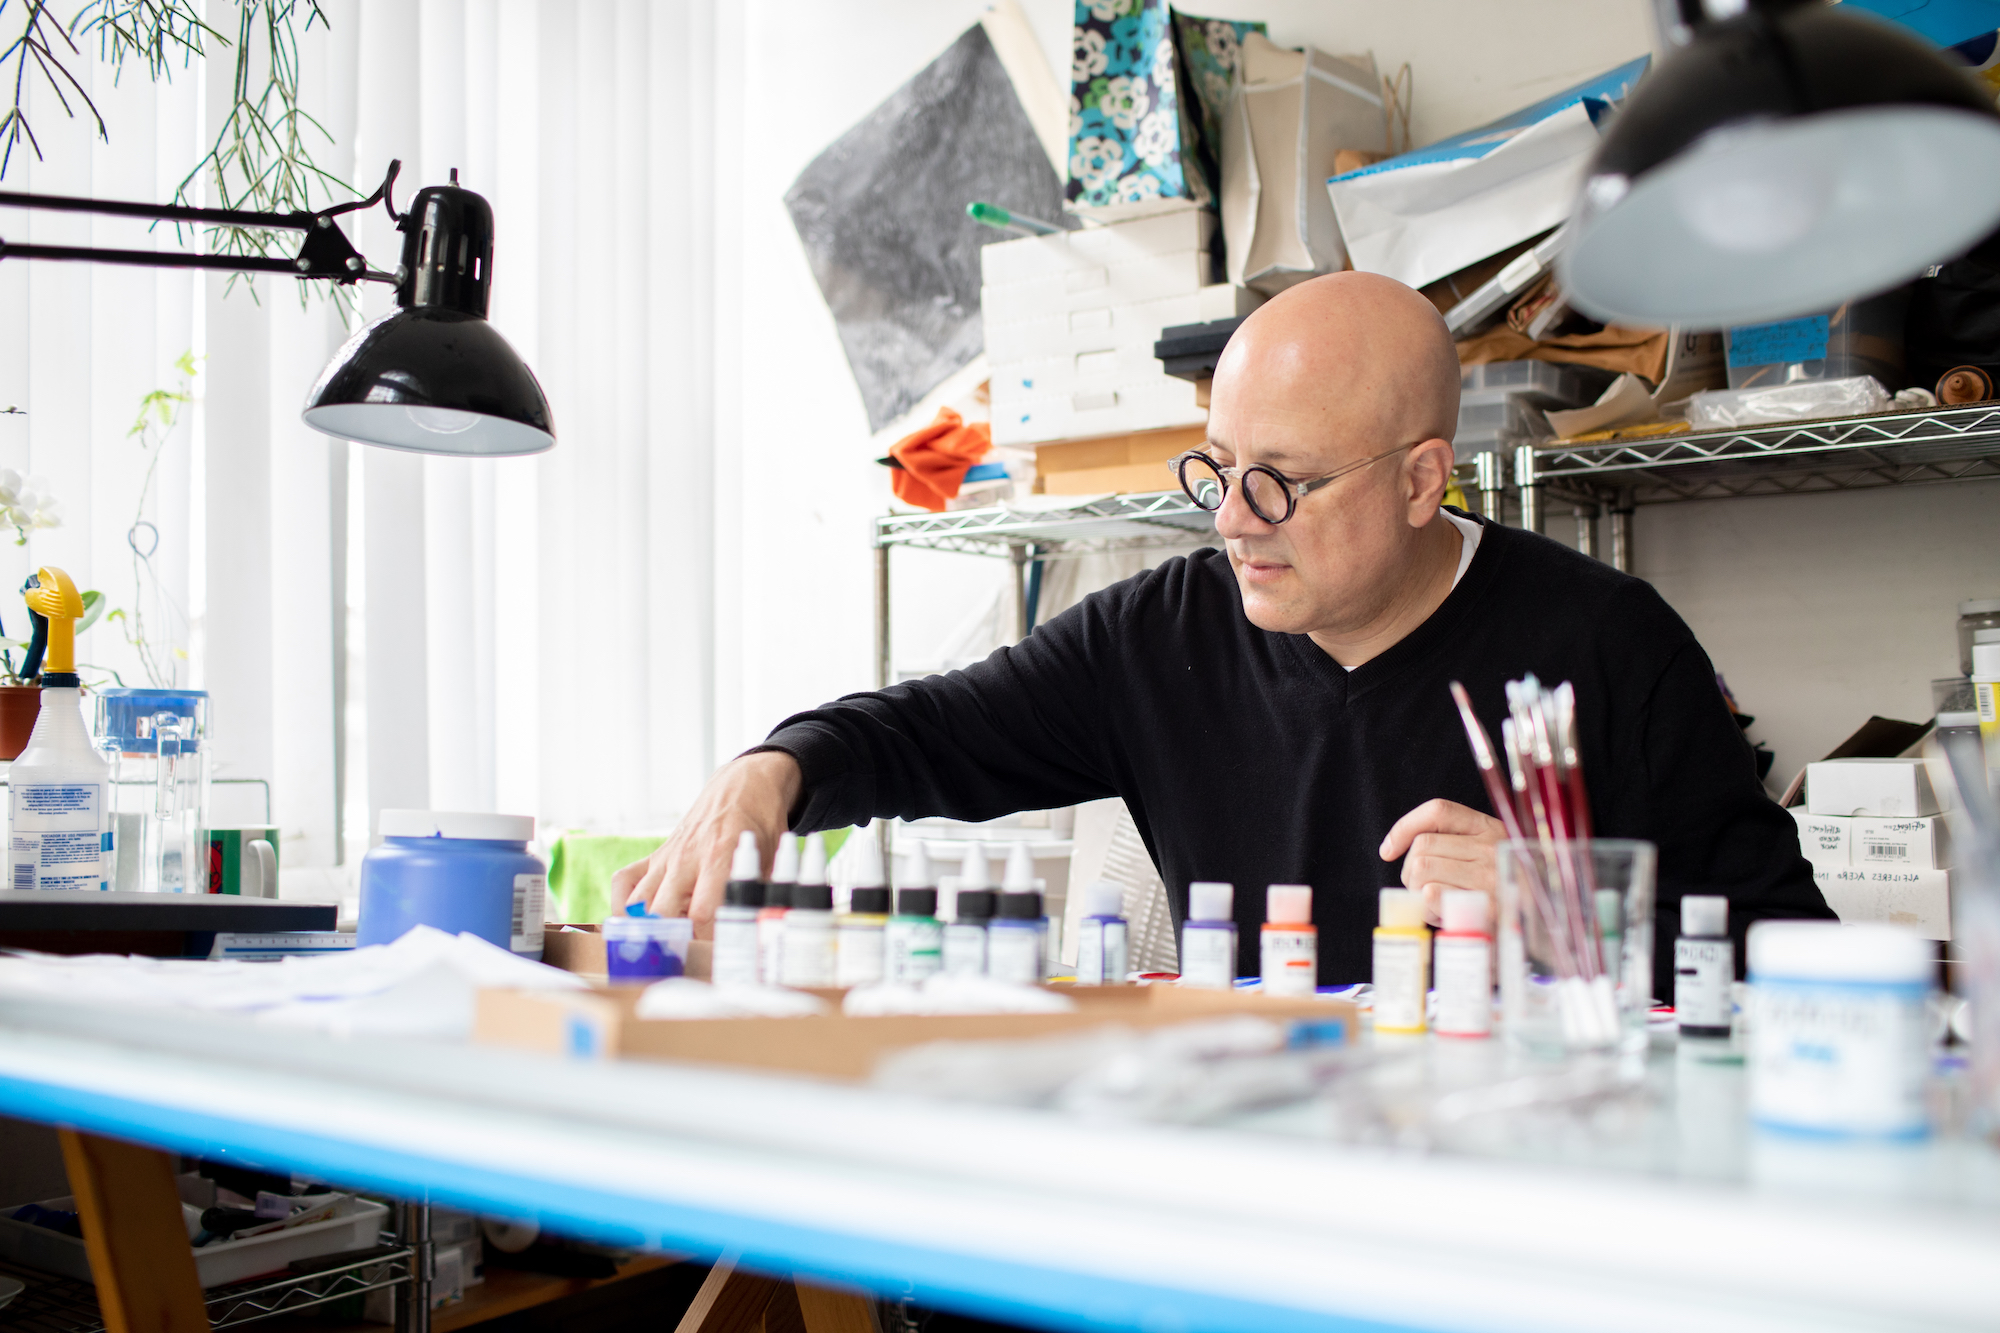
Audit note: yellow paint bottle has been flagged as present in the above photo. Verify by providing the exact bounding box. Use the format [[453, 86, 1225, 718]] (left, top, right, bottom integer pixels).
[[1373, 888, 1431, 1035]]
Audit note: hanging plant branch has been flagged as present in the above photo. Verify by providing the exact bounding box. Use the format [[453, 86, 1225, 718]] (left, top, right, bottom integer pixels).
[[73, 0, 217, 83], [0, 0, 107, 175]]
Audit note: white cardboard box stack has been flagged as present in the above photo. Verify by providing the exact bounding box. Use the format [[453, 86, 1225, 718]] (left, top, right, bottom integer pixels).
[[1795, 758, 1953, 940], [982, 209, 1253, 446]]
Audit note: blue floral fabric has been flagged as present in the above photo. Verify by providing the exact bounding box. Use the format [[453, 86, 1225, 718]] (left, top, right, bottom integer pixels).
[[1065, 1, 1264, 213]]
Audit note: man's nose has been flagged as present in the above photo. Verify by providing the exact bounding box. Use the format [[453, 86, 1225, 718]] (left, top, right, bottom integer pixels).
[[1212, 478, 1275, 539]]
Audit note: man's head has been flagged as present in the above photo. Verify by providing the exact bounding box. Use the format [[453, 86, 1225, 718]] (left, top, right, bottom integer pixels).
[[1203, 271, 1461, 640]]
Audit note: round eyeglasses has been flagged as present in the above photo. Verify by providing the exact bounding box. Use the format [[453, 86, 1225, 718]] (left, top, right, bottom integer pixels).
[[1168, 441, 1417, 525]]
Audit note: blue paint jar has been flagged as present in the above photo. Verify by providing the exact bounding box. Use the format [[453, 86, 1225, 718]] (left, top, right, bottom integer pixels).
[[357, 810, 546, 958]]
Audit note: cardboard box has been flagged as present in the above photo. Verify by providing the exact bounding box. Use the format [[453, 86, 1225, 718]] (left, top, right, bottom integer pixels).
[[1805, 758, 1944, 817], [1043, 460, 1188, 496], [1814, 866, 1952, 940], [475, 984, 1356, 1083], [1033, 425, 1204, 477], [542, 925, 711, 981], [1790, 809, 1850, 871], [1852, 816, 1952, 869]]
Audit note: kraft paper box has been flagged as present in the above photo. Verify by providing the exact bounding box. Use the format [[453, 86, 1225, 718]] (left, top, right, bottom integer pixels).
[[1805, 758, 1945, 817], [1814, 866, 1951, 941], [1789, 809, 1850, 871], [1852, 816, 1952, 869]]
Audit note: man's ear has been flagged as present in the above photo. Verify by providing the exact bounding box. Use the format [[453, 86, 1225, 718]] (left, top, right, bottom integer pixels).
[[1404, 438, 1456, 524]]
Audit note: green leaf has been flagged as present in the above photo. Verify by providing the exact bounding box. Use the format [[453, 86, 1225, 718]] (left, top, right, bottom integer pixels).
[[77, 590, 105, 634]]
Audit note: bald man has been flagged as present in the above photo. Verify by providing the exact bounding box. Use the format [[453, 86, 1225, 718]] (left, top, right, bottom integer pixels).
[[617, 272, 1829, 987]]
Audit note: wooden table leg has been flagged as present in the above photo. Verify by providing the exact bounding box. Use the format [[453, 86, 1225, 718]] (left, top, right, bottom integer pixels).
[[793, 1277, 880, 1333], [57, 1130, 210, 1333], [674, 1256, 785, 1333]]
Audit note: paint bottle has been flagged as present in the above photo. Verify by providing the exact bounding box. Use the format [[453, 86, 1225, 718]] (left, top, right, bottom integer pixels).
[[780, 833, 836, 988], [987, 883, 1044, 985], [887, 888, 944, 984], [1002, 842, 1049, 963], [1074, 880, 1129, 986], [711, 830, 765, 988], [1372, 888, 1430, 1034], [1432, 889, 1493, 1038], [943, 842, 993, 977], [759, 834, 800, 986], [1675, 895, 1734, 1039], [837, 887, 889, 989], [1259, 884, 1317, 997], [1180, 881, 1237, 990]]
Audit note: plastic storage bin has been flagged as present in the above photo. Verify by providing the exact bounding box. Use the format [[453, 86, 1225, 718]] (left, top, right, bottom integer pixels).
[[1459, 360, 1612, 407], [358, 811, 547, 959], [0, 1193, 389, 1288]]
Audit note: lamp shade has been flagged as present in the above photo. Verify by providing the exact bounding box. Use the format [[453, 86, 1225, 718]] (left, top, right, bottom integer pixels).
[[302, 181, 555, 457], [1560, 2, 2000, 327]]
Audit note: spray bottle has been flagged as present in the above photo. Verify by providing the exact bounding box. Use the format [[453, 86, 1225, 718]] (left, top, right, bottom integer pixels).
[[781, 832, 836, 987], [759, 833, 799, 985], [711, 831, 765, 987], [941, 842, 991, 976], [8, 569, 112, 891]]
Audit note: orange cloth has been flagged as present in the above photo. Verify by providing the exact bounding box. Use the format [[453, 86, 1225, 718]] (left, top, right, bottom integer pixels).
[[889, 407, 991, 512]]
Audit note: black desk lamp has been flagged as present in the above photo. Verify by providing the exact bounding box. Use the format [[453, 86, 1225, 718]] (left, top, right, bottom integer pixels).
[[0, 160, 555, 457], [1560, 0, 2000, 327]]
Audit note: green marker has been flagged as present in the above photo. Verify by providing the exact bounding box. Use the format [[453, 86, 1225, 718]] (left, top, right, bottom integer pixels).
[[967, 201, 1061, 236]]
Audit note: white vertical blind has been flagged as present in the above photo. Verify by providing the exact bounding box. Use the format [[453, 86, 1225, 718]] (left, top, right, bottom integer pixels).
[[0, 0, 722, 890]]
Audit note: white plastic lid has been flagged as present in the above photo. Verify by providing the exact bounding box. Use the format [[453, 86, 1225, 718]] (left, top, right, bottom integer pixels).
[[1681, 895, 1728, 937], [799, 832, 829, 886], [848, 829, 885, 889], [1084, 879, 1126, 918], [1378, 888, 1426, 928], [1440, 889, 1489, 934], [1266, 884, 1312, 924], [379, 809, 534, 841], [899, 840, 934, 890], [1975, 641, 2000, 678], [959, 842, 993, 890], [770, 833, 800, 885], [1188, 881, 1233, 922], [1960, 598, 2000, 616], [1749, 920, 1932, 983], [1002, 841, 1036, 891], [730, 829, 759, 881]]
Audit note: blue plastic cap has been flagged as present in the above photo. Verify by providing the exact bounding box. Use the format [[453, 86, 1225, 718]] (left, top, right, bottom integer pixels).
[[625, 900, 650, 917]]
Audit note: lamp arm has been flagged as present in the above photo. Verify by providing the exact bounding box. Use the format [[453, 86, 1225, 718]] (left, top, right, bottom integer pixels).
[[0, 158, 408, 285]]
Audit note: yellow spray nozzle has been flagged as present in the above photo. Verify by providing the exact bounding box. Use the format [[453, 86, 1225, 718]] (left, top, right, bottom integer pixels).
[[25, 566, 82, 676]]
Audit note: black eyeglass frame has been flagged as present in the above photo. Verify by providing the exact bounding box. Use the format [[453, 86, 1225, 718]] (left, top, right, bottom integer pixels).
[[1169, 440, 1418, 525]]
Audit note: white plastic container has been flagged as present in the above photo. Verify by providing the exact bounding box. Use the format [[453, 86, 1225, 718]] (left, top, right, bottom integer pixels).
[[7, 685, 113, 891], [1747, 921, 1933, 1140]]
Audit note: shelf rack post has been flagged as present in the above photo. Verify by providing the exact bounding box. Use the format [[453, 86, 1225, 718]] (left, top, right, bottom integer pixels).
[[1610, 498, 1635, 573], [396, 1201, 432, 1333], [1512, 442, 1541, 533], [1575, 503, 1599, 560], [1008, 543, 1030, 641], [1473, 450, 1506, 524], [873, 542, 891, 691]]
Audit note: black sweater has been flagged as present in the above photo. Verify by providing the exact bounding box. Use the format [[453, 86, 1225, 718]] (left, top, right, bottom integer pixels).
[[765, 514, 1831, 989]]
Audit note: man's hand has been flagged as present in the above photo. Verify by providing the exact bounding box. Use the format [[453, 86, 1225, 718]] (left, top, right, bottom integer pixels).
[[1379, 798, 1506, 925], [609, 751, 803, 938]]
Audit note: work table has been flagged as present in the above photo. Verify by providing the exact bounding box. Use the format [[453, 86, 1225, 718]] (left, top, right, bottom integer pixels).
[[0, 993, 1995, 1333]]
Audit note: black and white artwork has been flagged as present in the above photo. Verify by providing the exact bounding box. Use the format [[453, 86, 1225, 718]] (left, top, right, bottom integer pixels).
[[785, 23, 1063, 432]]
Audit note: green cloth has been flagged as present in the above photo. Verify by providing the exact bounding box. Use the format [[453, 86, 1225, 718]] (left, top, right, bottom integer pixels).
[[547, 827, 851, 924]]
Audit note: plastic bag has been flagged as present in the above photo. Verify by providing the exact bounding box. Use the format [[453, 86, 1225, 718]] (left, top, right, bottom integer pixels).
[[1683, 375, 1890, 431]]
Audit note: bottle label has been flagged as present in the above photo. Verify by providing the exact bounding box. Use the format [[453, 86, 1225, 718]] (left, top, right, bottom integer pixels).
[[1676, 937, 1734, 1031], [712, 915, 761, 987], [759, 913, 787, 987], [1260, 927, 1317, 998], [1748, 978, 1928, 1136], [781, 923, 836, 988], [1433, 934, 1492, 1036], [1372, 931, 1429, 1032], [511, 874, 547, 953], [1077, 918, 1129, 985], [10, 782, 107, 891], [1180, 922, 1235, 990], [986, 922, 1041, 985], [885, 919, 943, 985], [942, 922, 986, 976], [836, 925, 885, 989]]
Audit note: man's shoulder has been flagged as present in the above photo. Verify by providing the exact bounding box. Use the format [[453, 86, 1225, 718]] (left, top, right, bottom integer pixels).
[[1082, 546, 1239, 617], [1472, 516, 1692, 645]]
